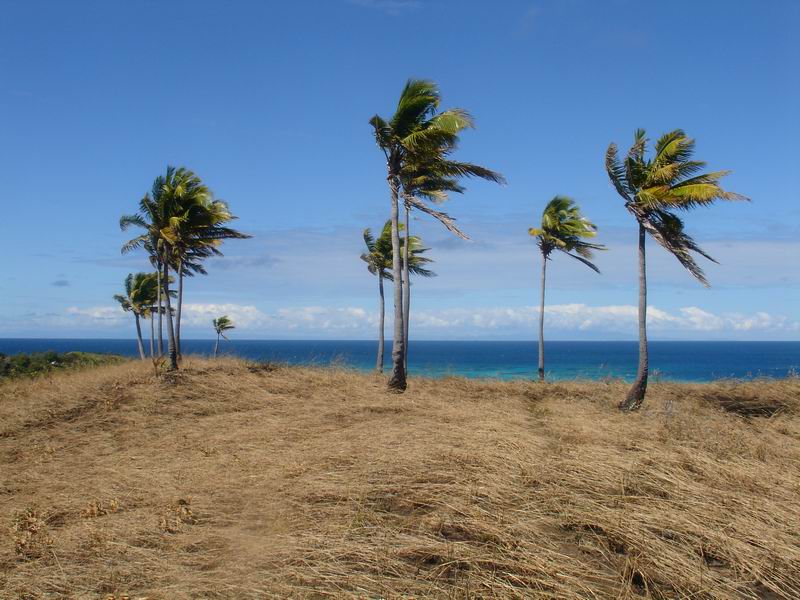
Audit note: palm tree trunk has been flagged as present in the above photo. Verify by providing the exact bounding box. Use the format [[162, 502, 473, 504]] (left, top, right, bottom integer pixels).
[[156, 261, 164, 356], [176, 261, 184, 361], [376, 273, 385, 373], [402, 203, 410, 372], [162, 256, 179, 370], [134, 313, 146, 361], [214, 333, 219, 359], [622, 223, 648, 410], [387, 175, 407, 391], [149, 313, 155, 358], [538, 253, 547, 382]]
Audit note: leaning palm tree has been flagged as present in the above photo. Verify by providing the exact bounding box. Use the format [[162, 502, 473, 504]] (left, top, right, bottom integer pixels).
[[212, 316, 235, 358], [528, 197, 605, 382], [370, 79, 503, 391], [113, 272, 158, 360], [361, 220, 434, 373], [606, 129, 746, 410]]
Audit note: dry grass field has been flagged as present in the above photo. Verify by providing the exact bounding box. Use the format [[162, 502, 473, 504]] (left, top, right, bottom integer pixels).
[[1, 358, 799, 599]]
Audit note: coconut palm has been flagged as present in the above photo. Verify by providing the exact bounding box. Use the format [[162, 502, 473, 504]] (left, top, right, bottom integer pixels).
[[113, 272, 159, 360], [361, 220, 434, 373], [212, 316, 235, 358], [606, 129, 746, 410], [370, 79, 503, 391], [528, 197, 605, 382]]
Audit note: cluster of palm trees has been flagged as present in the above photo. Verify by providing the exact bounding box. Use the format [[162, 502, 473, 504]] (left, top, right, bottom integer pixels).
[[369, 80, 744, 409], [369, 80, 505, 391], [117, 166, 249, 370], [112, 271, 170, 360], [361, 220, 434, 372], [111, 80, 745, 411]]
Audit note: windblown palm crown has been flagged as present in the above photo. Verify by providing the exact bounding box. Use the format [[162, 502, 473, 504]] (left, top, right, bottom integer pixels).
[[605, 129, 747, 285], [528, 196, 605, 272], [361, 220, 436, 280], [113, 272, 158, 315], [213, 316, 235, 337], [370, 79, 505, 238]]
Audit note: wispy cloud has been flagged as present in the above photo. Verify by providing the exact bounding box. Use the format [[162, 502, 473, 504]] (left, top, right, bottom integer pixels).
[[409, 305, 800, 336], [208, 253, 280, 270], [51, 279, 70, 287], [347, 0, 420, 16]]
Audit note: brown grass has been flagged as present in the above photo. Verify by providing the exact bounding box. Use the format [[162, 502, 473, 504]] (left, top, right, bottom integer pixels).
[[1, 358, 799, 599]]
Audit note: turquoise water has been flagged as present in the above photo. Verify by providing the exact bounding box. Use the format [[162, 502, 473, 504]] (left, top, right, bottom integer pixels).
[[1, 339, 797, 382]]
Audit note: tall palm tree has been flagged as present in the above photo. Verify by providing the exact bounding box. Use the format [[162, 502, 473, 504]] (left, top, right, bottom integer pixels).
[[212, 316, 235, 358], [528, 197, 605, 382], [370, 79, 503, 391], [361, 220, 434, 373], [113, 272, 158, 360], [606, 129, 746, 410]]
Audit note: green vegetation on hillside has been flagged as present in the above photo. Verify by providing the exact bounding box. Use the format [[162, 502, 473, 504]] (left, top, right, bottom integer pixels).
[[0, 351, 125, 378]]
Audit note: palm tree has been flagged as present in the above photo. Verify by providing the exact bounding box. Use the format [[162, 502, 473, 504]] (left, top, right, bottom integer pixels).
[[361, 220, 434, 373], [212, 316, 235, 358], [528, 197, 605, 382], [370, 79, 503, 391], [606, 129, 746, 410], [113, 272, 158, 360]]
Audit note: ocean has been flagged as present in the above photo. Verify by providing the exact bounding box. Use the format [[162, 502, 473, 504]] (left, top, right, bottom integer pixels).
[[0, 338, 797, 382]]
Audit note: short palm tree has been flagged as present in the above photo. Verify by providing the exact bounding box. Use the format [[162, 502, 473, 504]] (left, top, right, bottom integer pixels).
[[528, 197, 605, 382], [361, 220, 434, 373], [212, 316, 235, 358], [113, 272, 158, 360], [606, 129, 746, 410], [370, 79, 503, 391]]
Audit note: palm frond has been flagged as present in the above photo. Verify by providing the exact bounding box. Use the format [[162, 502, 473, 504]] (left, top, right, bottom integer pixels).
[[404, 194, 469, 240], [566, 252, 601, 273], [605, 144, 631, 201], [638, 209, 715, 286]]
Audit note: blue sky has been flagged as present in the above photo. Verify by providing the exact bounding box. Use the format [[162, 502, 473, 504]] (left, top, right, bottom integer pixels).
[[1, 0, 798, 340]]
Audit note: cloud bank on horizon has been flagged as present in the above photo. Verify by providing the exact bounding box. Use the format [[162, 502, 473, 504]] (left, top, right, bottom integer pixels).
[[3, 301, 795, 341]]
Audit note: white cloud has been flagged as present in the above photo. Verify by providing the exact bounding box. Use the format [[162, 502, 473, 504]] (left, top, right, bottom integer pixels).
[[66, 306, 124, 324], [179, 303, 269, 328], [408, 304, 799, 335], [8, 302, 797, 340]]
